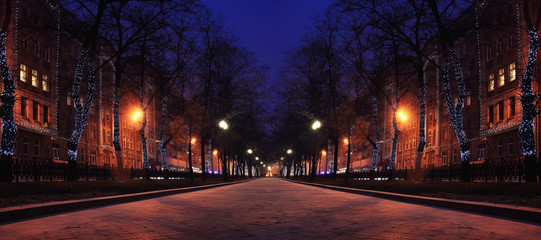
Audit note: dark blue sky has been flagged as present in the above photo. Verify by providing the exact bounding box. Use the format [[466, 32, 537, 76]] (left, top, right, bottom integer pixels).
[[200, 0, 334, 103]]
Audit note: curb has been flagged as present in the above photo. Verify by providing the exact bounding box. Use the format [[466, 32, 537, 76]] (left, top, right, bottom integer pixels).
[[0, 179, 251, 224], [287, 179, 541, 225]]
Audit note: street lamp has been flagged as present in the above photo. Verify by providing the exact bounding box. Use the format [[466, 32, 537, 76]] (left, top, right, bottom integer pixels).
[[132, 111, 141, 120], [219, 120, 229, 130], [312, 120, 321, 130], [399, 111, 407, 120], [287, 149, 293, 155], [219, 119, 228, 180], [247, 149, 253, 154], [310, 120, 321, 180]]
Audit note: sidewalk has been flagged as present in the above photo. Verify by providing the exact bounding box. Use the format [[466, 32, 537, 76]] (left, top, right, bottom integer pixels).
[[0, 179, 251, 224], [288, 179, 541, 225]]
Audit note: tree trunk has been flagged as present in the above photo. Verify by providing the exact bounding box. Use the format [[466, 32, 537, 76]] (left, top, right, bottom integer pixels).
[[442, 52, 470, 182], [68, 50, 95, 181], [200, 135, 206, 180], [0, 29, 17, 182], [519, 27, 539, 183]]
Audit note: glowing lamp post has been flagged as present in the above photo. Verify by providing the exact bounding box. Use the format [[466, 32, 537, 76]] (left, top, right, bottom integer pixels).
[[219, 120, 228, 180]]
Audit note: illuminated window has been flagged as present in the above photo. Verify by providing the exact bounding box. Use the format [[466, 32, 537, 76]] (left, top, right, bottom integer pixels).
[[31, 69, 38, 87], [20, 64, 27, 82], [41, 74, 48, 92], [67, 92, 71, 106], [466, 91, 471, 106], [489, 74, 495, 91], [509, 62, 516, 81], [52, 143, 59, 159], [498, 68, 505, 87]]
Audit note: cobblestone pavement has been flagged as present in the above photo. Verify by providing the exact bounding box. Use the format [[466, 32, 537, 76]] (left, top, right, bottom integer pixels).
[[1, 178, 540, 239]]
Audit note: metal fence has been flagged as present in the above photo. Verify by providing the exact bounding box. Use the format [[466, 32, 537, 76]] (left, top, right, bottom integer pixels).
[[299, 160, 537, 182], [10, 159, 223, 182]]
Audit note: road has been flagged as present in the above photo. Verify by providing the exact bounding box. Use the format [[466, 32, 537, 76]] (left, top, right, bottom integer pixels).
[[0, 178, 540, 239]]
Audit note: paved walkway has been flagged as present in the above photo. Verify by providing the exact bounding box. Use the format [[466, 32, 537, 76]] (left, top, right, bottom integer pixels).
[[0, 178, 540, 239]]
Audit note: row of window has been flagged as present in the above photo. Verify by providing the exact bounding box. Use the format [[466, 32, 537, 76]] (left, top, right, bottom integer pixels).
[[20, 64, 49, 92], [20, 97, 49, 124], [488, 62, 516, 91], [486, 34, 514, 61], [21, 38, 50, 62], [488, 96, 516, 124]]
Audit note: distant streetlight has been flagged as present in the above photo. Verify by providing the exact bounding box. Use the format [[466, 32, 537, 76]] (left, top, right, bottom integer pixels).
[[255, 157, 259, 160], [260, 161, 263, 165], [312, 120, 321, 130], [132, 111, 141, 120], [287, 149, 293, 154], [399, 111, 407, 121], [219, 120, 229, 130], [247, 149, 253, 154], [280, 157, 284, 160], [191, 138, 196, 144], [267, 166, 271, 171]]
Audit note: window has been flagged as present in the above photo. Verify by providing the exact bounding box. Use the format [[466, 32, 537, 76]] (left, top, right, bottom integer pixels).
[[509, 96, 515, 117], [442, 126, 448, 140], [498, 139, 503, 157], [442, 151, 448, 165], [498, 101, 504, 121], [67, 92, 71, 106], [41, 74, 48, 92], [499, 68, 505, 87], [23, 137, 29, 156], [52, 143, 59, 159], [466, 91, 471, 106], [21, 97, 27, 117], [22, 37, 28, 50], [33, 40, 39, 56], [81, 149, 85, 163], [43, 47, 50, 62], [34, 139, 39, 157], [90, 126, 96, 140], [90, 150, 97, 165], [453, 149, 458, 163], [489, 74, 495, 91], [32, 100, 39, 121], [497, 38, 503, 55], [508, 137, 514, 156], [43, 105, 49, 123], [31, 69, 38, 87], [507, 34, 514, 49], [478, 144, 486, 159], [509, 62, 516, 81], [427, 131, 432, 147], [487, 45, 493, 61], [20, 64, 27, 82], [489, 105, 494, 123]]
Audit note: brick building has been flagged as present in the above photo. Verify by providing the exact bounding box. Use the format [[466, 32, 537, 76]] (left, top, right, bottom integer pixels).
[[1, 0, 192, 170], [349, 0, 539, 172]]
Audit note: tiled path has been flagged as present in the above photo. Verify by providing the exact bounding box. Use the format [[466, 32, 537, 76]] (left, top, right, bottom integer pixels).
[[1, 178, 540, 239]]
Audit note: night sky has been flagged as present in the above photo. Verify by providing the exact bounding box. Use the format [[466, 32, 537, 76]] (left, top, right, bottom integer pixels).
[[200, 0, 334, 108]]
